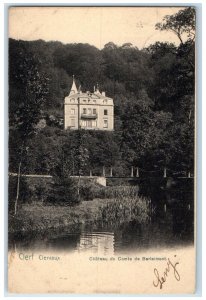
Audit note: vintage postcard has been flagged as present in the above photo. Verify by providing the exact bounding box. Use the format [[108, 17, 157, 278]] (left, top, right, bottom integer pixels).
[[8, 6, 196, 294]]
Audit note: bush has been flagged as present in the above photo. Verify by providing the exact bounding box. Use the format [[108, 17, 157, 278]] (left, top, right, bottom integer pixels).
[[89, 185, 139, 199], [80, 184, 140, 201], [79, 180, 100, 201], [98, 196, 151, 225], [46, 176, 79, 206]]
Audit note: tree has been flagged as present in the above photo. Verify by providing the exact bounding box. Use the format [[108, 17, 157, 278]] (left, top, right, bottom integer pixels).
[[9, 42, 49, 214], [152, 7, 195, 172], [121, 43, 133, 49], [155, 8, 195, 111], [47, 176, 78, 206], [103, 42, 118, 50], [155, 7, 195, 45], [121, 90, 173, 169], [9, 11, 196, 193]]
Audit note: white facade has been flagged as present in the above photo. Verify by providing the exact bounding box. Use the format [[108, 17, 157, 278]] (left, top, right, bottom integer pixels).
[[64, 79, 114, 131]]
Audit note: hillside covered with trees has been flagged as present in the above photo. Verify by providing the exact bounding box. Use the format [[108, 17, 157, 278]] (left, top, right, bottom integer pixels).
[[9, 7, 195, 179]]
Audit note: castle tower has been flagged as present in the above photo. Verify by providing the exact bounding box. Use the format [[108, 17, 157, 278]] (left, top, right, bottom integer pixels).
[[64, 76, 114, 131], [69, 75, 78, 96]]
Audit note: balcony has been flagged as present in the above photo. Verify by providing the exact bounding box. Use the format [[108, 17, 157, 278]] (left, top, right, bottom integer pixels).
[[81, 113, 98, 119]]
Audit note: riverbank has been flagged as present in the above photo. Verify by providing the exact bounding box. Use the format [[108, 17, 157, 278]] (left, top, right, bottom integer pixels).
[[9, 196, 150, 235], [9, 199, 107, 234]]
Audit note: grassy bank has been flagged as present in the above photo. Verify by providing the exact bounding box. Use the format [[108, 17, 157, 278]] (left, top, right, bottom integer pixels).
[[9, 199, 107, 234], [9, 193, 151, 235]]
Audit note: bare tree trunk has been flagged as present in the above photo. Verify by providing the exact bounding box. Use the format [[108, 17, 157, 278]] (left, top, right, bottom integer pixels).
[[14, 161, 22, 215]]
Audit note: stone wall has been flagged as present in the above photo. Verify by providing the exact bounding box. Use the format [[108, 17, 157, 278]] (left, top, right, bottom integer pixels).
[[70, 176, 106, 187]]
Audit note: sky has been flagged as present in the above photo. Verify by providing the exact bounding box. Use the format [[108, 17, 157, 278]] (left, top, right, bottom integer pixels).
[[9, 6, 186, 49]]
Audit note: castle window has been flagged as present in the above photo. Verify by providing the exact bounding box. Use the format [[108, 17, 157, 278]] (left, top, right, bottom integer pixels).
[[83, 108, 87, 114], [92, 120, 97, 127], [93, 108, 97, 114], [82, 120, 87, 127], [104, 109, 108, 116], [71, 108, 75, 115], [88, 108, 92, 115], [87, 120, 92, 127], [71, 119, 75, 127], [103, 119, 108, 128]]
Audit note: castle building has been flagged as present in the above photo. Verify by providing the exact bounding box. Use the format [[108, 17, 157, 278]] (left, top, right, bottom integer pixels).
[[64, 77, 114, 131]]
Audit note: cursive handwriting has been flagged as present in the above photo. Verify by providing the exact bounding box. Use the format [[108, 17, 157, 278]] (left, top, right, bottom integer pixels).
[[153, 255, 180, 289]]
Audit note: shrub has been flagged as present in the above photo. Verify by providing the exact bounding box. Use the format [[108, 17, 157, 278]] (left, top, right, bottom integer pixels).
[[98, 196, 151, 225], [46, 176, 79, 206], [79, 181, 96, 201], [79, 184, 139, 201]]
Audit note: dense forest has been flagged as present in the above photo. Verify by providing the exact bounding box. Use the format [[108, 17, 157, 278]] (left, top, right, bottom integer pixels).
[[9, 7, 195, 179]]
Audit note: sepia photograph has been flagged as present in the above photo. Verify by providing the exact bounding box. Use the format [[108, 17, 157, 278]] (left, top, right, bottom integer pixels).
[[8, 5, 196, 294]]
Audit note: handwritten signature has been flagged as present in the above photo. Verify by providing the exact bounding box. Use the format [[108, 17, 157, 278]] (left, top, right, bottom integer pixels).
[[153, 255, 180, 289]]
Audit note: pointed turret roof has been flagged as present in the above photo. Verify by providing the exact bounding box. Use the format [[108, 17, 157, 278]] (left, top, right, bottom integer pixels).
[[69, 75, 78, 96]]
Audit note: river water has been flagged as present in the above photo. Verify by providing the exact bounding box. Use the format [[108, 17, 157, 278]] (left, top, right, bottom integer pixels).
[[9, 178, 194, 255]]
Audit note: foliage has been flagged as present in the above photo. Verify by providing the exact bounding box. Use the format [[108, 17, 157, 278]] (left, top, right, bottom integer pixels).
[[155, 7, 195, 44], [9, 7, 195, 182], [46, 176, 79, 206], [9, 176, 32, 212], [98, 196, 151, 225], [9, 39, 49, 139]]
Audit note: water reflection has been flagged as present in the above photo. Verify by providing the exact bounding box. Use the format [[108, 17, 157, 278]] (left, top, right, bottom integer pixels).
[[9, 205, 193, 255], [9, 179, 194, 254], [76, 232, 114, 255]]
